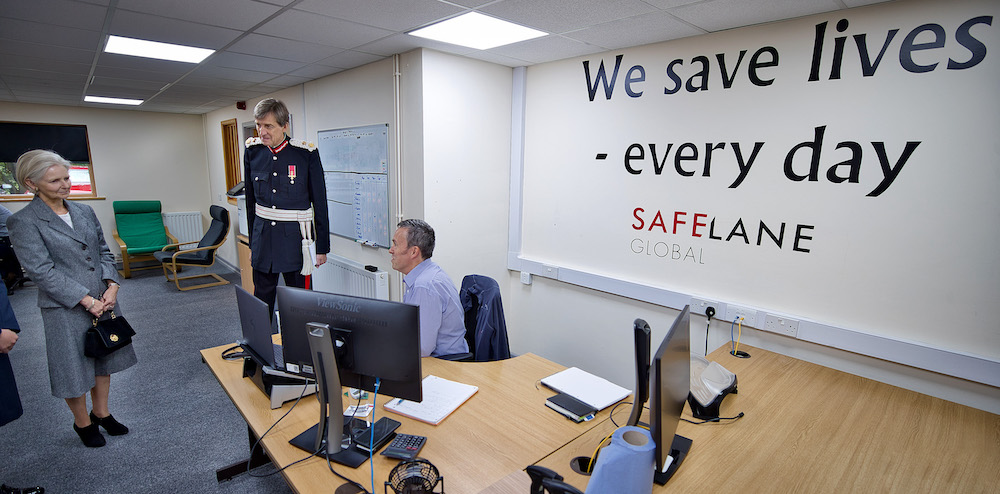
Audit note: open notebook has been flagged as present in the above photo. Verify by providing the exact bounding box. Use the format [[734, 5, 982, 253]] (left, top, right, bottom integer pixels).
[[384, 375, 478, 425]]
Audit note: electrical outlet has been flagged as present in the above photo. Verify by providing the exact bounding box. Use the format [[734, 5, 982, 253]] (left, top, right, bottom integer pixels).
[[725, 304, 759, 328], [690, 298, 721, 318], [763, 313, 799, 338], [519, 271, 532, 285]]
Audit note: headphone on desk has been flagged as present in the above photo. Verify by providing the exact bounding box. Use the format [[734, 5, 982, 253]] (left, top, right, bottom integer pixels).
[[221, 343, 250, 361]]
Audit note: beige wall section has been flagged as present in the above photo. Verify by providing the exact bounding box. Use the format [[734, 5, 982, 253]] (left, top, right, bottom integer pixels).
[[1, 101, 211, 261], [420, 50, 512, 298]]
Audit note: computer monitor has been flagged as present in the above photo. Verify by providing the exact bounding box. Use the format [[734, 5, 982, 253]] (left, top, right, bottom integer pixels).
[[650, 305, 693, 485], [626, 318, 652, 427], [277, 286, 423, 466]]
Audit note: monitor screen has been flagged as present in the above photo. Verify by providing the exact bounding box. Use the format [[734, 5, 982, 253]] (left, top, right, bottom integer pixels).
[[276, 286, 423, 402], [651, 305, 692, 482]]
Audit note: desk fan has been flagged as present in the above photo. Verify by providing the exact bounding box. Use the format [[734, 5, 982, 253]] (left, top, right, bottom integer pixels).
[[384, 459, 444, 494]]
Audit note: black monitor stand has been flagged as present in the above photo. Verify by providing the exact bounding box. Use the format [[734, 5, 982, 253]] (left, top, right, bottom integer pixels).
[[288, 323, 369, 468], [654, 434, 692, 485]]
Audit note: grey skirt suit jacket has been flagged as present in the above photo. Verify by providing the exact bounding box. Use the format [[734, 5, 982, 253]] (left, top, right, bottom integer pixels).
[[7, 197, 137, 398]]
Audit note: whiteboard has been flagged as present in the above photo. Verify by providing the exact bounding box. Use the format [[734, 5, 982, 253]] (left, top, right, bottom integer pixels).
[[317, 124, 390, 247]]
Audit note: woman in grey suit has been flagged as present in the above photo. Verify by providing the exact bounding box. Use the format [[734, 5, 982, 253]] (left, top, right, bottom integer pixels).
[[7, 150, 137, 448]]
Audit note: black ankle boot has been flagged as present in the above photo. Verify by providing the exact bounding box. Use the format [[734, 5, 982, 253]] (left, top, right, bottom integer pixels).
[[73, 422, 106, 447], [90, 411, 129, 436]]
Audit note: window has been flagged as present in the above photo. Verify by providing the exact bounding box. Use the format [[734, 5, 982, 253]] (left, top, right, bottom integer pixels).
[[0, 121, 98, 199]]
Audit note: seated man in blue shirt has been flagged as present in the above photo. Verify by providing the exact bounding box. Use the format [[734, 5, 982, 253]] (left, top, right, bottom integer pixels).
[[389, 219, 470, 357]]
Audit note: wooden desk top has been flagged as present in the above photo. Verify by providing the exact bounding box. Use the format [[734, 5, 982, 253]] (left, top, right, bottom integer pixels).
[[528, 344, 1000, 493], [201, 345, 620, 493]]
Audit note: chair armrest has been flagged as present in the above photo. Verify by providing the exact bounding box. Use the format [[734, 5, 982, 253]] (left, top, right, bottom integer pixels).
[[163, 226, 179, 245], [160, 240, 198, 251], [435, 352, 473, 362], [112, 230, 127, 251], [162, 235, 229, 262]]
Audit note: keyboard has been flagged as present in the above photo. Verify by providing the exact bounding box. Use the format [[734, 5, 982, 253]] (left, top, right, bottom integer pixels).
[[380, 433, 426, 461]]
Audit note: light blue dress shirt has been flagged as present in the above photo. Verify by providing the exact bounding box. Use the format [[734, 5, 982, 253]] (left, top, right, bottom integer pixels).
[[402, 259, 469, 357]]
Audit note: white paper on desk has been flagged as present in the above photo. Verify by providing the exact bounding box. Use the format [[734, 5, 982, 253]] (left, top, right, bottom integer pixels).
[[383, 375, 478, 425], [541, 367, 630, 411]]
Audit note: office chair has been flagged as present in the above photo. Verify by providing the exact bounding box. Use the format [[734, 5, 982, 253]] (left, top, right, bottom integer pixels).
[[153, 205, 230, 291], [112, 200, 178, 278]]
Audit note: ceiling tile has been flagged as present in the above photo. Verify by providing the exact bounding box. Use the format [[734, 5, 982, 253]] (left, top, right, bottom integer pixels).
[[0, 18, 103, 50], [481, 0, 657, 34], [2, 0, 109, 31], [670, 0, 843, 32], [116, 0, 281, 31], [227, 34, 339, 63], [489, 35, 605, 65], [109, 9, 243, 49], [207, 51, 307, 75], [254, 9, 393, 49], [294, 0, 462, 31], [564, 10, 705, 50]]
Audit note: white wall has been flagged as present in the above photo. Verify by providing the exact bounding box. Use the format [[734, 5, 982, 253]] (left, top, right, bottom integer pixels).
[[1, 101, 211, 259], [420, 50, 513, 291]]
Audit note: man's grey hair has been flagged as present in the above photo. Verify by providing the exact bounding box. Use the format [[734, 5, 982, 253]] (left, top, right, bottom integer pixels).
[[254, 98, 290, 127], [398, 219, 435, 259]]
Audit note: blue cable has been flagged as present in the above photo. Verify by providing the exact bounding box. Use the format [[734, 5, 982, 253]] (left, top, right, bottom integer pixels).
[[370, 377, 380, 494]]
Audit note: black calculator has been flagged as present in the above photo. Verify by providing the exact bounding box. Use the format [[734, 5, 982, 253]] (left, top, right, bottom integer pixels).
[[380, 433, 427, 461]]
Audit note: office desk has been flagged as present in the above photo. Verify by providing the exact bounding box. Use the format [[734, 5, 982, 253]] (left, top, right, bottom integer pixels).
[[526, 344, 1000, 493], [201, 344, 619, 493]]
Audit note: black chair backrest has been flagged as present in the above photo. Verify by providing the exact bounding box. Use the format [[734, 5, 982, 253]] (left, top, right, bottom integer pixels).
[[192, 205, 229, 262]]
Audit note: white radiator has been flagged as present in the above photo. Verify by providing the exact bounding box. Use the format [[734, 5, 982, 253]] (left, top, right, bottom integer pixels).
[[312, 253, 389, 300], [162, 211, 202, 250]]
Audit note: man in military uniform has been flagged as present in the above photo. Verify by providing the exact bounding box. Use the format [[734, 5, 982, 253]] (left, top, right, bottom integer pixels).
[[244, 98, 330, 314]]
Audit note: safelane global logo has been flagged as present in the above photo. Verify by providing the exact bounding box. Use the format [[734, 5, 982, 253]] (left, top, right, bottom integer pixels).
[[630, 207, 815, 265]]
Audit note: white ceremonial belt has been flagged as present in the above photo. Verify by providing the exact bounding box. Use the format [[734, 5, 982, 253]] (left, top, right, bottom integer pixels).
[[254, 204, 314, 222], [254, 204, 318, 276]]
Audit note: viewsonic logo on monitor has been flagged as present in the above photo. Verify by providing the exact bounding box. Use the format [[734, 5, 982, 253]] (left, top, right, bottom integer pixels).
[[316, 298, 362, 313]]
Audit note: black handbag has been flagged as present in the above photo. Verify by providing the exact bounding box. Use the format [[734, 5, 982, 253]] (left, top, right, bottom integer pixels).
[[84, 312, 135, 358]]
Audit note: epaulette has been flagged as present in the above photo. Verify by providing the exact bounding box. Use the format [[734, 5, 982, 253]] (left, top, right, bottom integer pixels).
[[289, 139, 317, 151], [245, 136, 263, 148]]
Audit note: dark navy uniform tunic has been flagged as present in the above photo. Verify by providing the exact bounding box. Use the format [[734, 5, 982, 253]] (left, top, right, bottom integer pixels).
[[244, 135, 330, 273]]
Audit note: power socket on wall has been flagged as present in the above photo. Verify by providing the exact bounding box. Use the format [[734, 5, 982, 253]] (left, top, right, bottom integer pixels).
[[690, 298, 722, 318], [725, 304, 759, 328], [762, 313, 799, 337]]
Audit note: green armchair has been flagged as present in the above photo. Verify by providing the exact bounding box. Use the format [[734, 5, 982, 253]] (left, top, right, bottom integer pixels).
[[112, 201, 177, 278]]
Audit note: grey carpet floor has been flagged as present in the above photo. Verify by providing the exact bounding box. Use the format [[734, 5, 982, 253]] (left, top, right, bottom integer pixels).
[[1, 266, 293, 493]]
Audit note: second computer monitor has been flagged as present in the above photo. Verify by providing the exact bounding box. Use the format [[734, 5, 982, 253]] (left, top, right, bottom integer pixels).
[[276, 286, 423, 402]]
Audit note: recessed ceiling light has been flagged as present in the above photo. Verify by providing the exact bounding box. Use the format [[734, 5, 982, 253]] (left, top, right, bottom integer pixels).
[[85, 95, 144, 106], [105, 35, 214, 63], [408, 12, 547, 50]]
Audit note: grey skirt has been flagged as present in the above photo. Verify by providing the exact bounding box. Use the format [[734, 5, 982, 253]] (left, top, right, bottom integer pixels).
[[40, 306, 138, 398]]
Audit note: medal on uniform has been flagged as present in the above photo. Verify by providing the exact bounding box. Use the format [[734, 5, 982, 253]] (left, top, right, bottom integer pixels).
[[288, 165, 296, 184]]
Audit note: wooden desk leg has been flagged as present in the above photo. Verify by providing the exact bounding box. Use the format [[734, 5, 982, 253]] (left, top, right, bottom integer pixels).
[[215, 425, 273, 482]]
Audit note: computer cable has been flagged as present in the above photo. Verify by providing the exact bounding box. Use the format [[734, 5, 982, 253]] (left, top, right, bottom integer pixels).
[[327, 455, 369, 494], [681, 412, 745, 425], [587, 430, 616, 473], [247, 376, 316, 478], [704, 306, 715, 356], [369, 378, 381, 494], [730, 317, 750, 358], [609, 401, 631, 428]]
